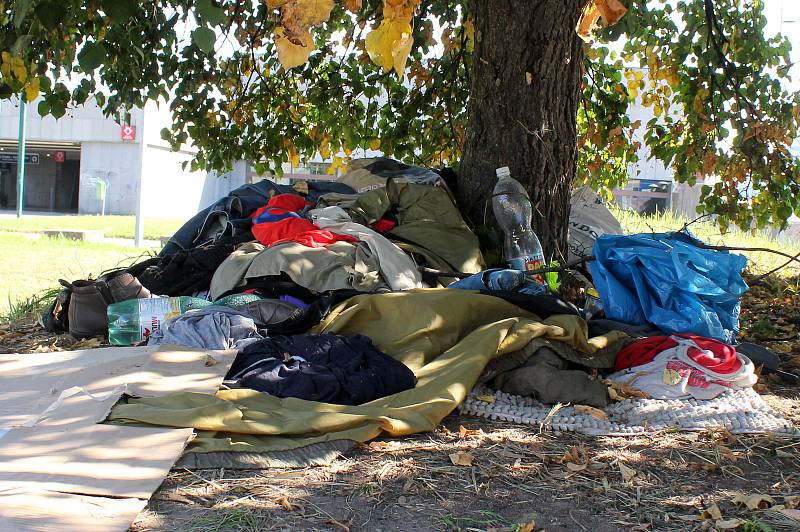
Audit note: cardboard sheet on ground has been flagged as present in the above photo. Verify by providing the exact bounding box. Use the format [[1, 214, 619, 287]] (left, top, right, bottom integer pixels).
[[108, 290, 628, 454], [0, 344, 237, 531]]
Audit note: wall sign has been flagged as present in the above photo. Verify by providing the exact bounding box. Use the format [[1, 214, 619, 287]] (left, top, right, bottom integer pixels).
[[121, 125, 136, 141], [0, 153, 39, 164], [54, 151, 66, 163]]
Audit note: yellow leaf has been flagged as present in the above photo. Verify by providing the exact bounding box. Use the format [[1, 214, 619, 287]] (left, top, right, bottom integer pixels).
[[0, 51, 10, 64], [391, 30, 413, 75], [475, 393, 495, 403], [367, 138, 381, 150], [12, 64, 27, 82], [366, 18, 413, 74], [574, 404, 609, 421], [23, 82, 39, 103], [274, 26, 313, 69], [448, 451, 474, 467], [327, 155, 344, 175], [281, 0, 335, 36], [463, 19, 475, 52], [266, 0, 290, 7], [320, 135, 331, 159], [0, 62, 10, 78], [344, 0, 362, 12], [382, 0, 418, 21], [732, 493, 775, 511], [288, 146, 301, 167]]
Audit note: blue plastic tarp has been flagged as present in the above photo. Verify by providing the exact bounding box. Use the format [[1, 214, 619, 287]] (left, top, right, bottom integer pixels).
[[589, 232, 748, 344]]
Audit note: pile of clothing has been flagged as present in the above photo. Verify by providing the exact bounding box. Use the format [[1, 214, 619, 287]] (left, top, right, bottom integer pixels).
[[41, 157, 784, 454]]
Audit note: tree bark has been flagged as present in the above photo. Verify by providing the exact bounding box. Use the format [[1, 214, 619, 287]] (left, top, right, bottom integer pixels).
[[458, 0, 586, 262]]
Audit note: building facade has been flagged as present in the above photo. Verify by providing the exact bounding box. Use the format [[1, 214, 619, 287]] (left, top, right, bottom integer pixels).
[[0, 97, 207, 219]]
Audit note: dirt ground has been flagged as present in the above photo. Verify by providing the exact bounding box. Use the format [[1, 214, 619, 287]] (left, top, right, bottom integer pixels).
[[2, 276, 800, 531]]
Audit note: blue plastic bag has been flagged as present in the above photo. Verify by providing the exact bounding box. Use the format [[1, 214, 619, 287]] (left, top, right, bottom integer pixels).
[[589, 232, 748, 344]]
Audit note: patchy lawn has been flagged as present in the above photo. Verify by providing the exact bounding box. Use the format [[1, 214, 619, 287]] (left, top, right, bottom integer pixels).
[[0, 214, 183, 240], [0, 233, 155, 317]]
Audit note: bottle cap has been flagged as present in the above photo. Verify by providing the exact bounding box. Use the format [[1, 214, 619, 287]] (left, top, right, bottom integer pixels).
[[496, 166, 511, 179]]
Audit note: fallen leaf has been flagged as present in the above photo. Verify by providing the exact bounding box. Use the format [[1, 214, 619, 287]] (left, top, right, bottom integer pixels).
[[71, 336, 102, 349], [276, 496, 293, 511], [732, 493, 775, 511], [449, 451, 475, 467], [566, 462, 587, 472], [574, 404, 609, 421], [204, 354, 218, 367], [785, 356, 800, 369], [776, 509, 800, 521], [776, 449, 794, 458], [618, 461, 636, 483], [517, 520, 536, 532], [701, 503, 723, 520], [784, 495, 799, 509], [458, 425, 483, 439], [716, 518, 742, 529], [475, 393, 496, 403], [526, 72, 533, 85]]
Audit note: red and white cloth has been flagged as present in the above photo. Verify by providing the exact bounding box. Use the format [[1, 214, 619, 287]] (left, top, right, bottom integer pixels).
[[608, 335, 757, 400]]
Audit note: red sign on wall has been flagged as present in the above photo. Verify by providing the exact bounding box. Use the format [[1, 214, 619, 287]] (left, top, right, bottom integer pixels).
[[121, 124, 136, 141], [54, 151, 65, 163]]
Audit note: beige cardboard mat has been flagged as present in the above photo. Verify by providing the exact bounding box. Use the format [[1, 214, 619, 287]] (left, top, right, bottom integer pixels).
[[0, 344, 237, 531]]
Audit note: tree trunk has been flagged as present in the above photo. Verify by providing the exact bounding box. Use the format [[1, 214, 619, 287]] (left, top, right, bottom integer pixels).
[[458, 0, 586, 263]]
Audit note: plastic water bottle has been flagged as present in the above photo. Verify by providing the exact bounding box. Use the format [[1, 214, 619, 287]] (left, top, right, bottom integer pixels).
[[492, 166, 546, 283], [107, 296, 212, 346]]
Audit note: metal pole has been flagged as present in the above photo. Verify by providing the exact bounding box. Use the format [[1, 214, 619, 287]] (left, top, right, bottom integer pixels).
[[134, 109, 145, 247], [16, 95, 27, 218]]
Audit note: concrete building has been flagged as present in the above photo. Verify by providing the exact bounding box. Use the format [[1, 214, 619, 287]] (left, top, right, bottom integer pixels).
[[0, 97, 206, 219]]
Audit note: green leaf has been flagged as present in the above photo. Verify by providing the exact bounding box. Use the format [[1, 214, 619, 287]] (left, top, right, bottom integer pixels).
[[102, 0, 139, 23], [34, 1, 65, 31], [50, 100, 66, 119], [77, 42, 108, 72], [37, 100, 50, 116], [196, 0, 227, 27], [192, 27, 216, 54], [95, 93, 106, 108]]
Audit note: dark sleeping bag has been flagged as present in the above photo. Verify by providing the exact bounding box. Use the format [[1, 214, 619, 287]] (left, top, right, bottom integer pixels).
[[225, 333, 417, 405]]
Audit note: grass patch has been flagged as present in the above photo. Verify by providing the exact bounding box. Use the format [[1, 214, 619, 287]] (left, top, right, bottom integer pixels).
[[2, 286, 62, 323], [191, 508, 264, 532], [0, 215, 183, 240], [611, 207, 800, 276], [0, 233, 156, 316]]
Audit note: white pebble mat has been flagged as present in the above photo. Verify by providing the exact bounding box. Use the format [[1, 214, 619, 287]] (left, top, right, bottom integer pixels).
[[461, 385, 798, 436]]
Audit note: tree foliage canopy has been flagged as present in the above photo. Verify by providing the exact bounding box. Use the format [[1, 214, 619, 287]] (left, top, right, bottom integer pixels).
[[1, 0, 799, 231]]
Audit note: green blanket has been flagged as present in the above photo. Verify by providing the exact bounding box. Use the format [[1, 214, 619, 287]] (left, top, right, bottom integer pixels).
[[108, 290, 627, 453]]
